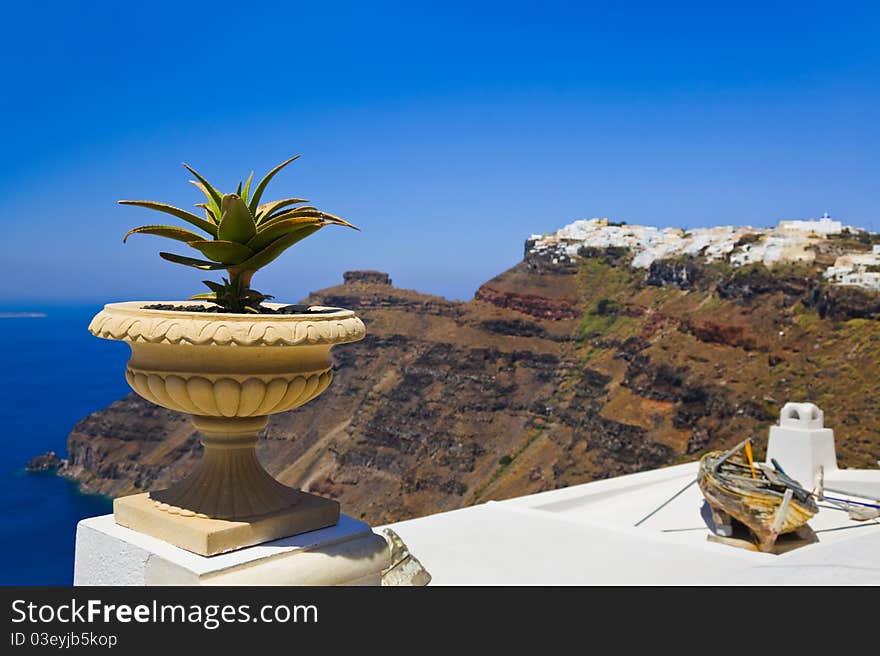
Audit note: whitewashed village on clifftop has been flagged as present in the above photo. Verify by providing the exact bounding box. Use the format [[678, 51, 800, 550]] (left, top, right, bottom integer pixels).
[[528, 212, 880, 292]]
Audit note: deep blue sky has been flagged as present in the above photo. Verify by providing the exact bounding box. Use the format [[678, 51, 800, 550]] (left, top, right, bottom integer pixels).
[[2, 1, 878, 303]]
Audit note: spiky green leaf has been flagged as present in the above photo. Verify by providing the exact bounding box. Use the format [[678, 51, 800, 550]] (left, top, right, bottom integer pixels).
[[218, 194, 257, 243], [261, 207, 358, 230], [188, 293, 218, 300], [256, 214, 321, 233], [189, 182, 221, 222], [236, 181, 242, 196], [255, 198, 310, 223], [247, 218, 325, 251], [118, 200, 218, 236], [195, 203, 218, 222], [159, 252, 227, 270], [202, 280, 227, 294], [306, 210, 359, 230], [242, 171, 253, 204], [248, 155, 300, 215], [242, 290, 274, 301], [237, 226, 322, 271], [189, 180, 211, 199], [123, 225, 206, 244], [187, 239, 254, 264], [259, 207, 322, 228], [182, 163, 223, 211]]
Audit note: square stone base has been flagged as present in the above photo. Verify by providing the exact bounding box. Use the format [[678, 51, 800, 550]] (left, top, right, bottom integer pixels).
[[114, 492, 340, 556], [75, 513, 390, 586]]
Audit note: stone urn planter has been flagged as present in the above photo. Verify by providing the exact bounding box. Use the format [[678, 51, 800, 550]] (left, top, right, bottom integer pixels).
[[89, 300, 365, 555]]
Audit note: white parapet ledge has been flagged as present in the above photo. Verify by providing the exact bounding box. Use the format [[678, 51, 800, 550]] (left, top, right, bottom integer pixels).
[[74, 514, 390, 586], [379, 461, 880, 585]]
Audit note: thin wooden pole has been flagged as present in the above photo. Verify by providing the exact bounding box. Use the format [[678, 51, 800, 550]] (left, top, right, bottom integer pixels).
[[634, 477, 698, 527], [713, 438, 751, 472], [822, 485, 880, 503]]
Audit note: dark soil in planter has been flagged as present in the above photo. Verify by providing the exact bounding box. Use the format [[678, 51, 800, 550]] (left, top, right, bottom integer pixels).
[[141, 303, 342, 315]]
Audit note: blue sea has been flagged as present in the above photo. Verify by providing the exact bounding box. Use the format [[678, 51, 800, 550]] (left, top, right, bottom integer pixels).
[[0, 304, 130, 585]]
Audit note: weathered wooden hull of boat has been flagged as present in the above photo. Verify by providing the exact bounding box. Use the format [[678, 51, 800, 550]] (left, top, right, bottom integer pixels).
[[698, 450, 818, 552]]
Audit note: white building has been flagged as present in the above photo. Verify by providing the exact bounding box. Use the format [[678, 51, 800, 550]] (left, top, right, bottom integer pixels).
[[777, 212, 843, 236], [528, 218, 758, 270], [823, 248, 880, 291], [529, 216, 843, 270], [729, 235, 816, 267], [843, 272, 880, 289]]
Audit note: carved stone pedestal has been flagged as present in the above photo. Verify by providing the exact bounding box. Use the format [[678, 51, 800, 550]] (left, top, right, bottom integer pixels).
[[113, 416, 339, 555]]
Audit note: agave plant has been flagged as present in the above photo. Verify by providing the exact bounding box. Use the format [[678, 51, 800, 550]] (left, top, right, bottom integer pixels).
[[120, 155, 357, 312]]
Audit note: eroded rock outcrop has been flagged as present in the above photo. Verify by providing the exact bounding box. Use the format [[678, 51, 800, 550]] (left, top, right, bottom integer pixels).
[[474, 285, 581, 320], [805, 283, 880, 320], [26, 451, 65, 472], [343, 270, 392, 286]]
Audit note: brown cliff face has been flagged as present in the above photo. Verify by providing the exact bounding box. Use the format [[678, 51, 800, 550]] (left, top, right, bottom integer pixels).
[[61, 255, 880, 526]]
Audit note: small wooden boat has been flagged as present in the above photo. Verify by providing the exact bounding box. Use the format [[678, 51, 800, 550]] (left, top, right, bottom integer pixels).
[[698, 440, 818, 552]]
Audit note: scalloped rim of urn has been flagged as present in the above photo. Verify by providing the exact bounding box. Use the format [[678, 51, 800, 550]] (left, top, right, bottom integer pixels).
[[101, 300, 355, 321], [89, 300, 366, 348]]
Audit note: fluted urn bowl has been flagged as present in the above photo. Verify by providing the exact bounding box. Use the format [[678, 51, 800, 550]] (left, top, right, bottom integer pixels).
[[88, 300, 365, 554]]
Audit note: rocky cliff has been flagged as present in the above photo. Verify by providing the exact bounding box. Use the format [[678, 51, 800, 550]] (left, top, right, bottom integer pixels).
[[59, 234, 880, 526]]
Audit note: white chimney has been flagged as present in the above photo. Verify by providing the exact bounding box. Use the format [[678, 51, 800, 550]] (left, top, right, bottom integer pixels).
[[765, 402, 838, 490]]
